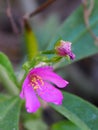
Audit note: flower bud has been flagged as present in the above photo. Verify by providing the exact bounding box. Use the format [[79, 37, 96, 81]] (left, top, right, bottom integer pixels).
[[55, 40, 75, 60]]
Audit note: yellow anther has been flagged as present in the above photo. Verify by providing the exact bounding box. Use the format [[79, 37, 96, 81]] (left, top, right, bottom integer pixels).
[[34, 85, 39, 90], [29, 74, 44, 90]]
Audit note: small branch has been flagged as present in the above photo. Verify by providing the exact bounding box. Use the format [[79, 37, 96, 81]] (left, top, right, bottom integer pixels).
[[87, 0, 94, 17], [6, 0, 57, 34], [23, 0, 57, 20], [82, 0, 98, 45], [30, 0, 57, 17], [23, 0, 57, 36], [6, 0, 19, 34]]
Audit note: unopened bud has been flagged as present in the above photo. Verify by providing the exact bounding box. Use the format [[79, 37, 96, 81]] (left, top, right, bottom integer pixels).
[[55, 40, 75, 60]]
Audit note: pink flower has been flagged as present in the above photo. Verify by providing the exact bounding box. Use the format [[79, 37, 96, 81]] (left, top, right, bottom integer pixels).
[[55, 40, 75, 60], [20, 66, 68, 113]]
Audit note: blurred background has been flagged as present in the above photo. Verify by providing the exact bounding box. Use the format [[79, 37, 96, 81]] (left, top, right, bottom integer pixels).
[[0, 0, 98, 129]]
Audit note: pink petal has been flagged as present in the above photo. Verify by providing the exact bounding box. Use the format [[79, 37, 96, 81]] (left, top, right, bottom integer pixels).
[[29, 66, 68, 87], [55, 41, 75, 60], [37, 82, 63, 105], [20, 77, 29, 99], [33, 70, 68, 88], [20, 90, 24, 99], [69, 52, 75, 60], [30, 66, 53, 74], [62, 41, 72, 52], [24, 85, 40, 113], [20, 77, 40, 113]]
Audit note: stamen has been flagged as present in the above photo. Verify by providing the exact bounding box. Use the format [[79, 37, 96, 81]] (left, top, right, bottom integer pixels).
[[29, 74, 44, 90]]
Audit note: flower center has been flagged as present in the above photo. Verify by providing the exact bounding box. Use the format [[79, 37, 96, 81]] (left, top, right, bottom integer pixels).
[[29, 74, 44, 90]]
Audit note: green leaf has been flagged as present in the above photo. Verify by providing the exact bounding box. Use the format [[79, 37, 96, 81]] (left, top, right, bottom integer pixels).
[[0, 96, 22, 130], [48, 0, 98, 66], [24, 119, 48, 130], [51, 120, 81, 130], [24, 22, 38, 60], [50, 92, 98, 130], [0, 94, 8, 103], [0, 65, 19, 95], [0, 52, 18, 86], [34, 15, 60, 50]]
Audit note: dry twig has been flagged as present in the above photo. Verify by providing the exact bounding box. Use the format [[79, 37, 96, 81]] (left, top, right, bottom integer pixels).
[[82, 0, 98, 45], [6, 0, 19, 34], [23, 0, 57, 34], [23, 0, 57, 20], [6, 0, 57, 34]]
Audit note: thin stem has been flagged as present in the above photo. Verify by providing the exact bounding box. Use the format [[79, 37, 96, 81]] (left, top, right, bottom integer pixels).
[[23, 0, 57, 20], [30, 0, 56, 17], [40, 50, 55, 54], [5, 0, 58, 34], [82, 0, 98, 44], [6, 0, 19, 34]]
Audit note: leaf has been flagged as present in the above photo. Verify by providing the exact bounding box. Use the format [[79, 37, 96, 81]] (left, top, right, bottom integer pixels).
[[24, 22, 38, 60], [51, 120, 81, 130], [0, 51, 19, 95], [47, 0, 98, 67], [0, 96, 22, 130], [24, 119, 48, 130], [0, 52, 18, 86], [50, 92, 98, 130], [34, 15, 60, 50], [0, 94, 8, 103], [0, 65, 19, 95]]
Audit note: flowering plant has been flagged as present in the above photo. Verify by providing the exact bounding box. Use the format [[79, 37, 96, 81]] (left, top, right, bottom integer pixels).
[[20, 66, 68, 113], [0, 0, 98, 130]]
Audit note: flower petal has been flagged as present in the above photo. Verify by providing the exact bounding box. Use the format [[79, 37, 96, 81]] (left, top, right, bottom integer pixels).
[[29, 66, 68, 87], [30, 66, 53, 74], [69, 52, 75, 60], [20, 76, 40, 113], [37, 82, 63, 105], [34, 70, 68, 88], [55, 40, 75, 60], [24, 85, 40, 113], [20, 89, 24, 99], [20, 77, 29, 99]]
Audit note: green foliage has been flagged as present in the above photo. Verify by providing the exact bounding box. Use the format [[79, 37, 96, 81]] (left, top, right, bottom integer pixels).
[[0, 94, 8, 103], [0, 0, 98, 130], [0, 52, 19, 94], [0, 96, 22, 130], [0, 65, 19, 95], [48, 1, 98, 129], [51, 120, 81, 130], [51, 92, 98, 130], [47, 0, 98, 67], [34, 15, 60, 50], [24, 24, 38, 60], [0, 52, 18, 86], [24, 119, 48, 130]]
